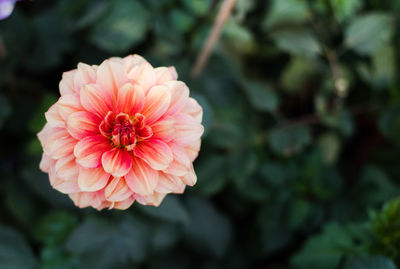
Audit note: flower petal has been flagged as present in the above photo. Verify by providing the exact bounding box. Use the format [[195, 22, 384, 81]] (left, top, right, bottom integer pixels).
[[180, 164, 197, 186], [125, 157, 158, 196], [74, 63, 97, 91], [141, 85, 171, 125], [116, 83, 145, 115], [97, 59, 127, 100], [80, 84, 113, 118], [133, 139, 173, 171], [52, 176, 80, 194], [40, 153, 53, 173], [155, 172, 185, 194], [69, 191, 106, 209], [113, 195, 135, 210], [163, 142, 191, 176], [58, 94, 82, 121], [78, 166, 110, 192], [150, 116, 175, 142], [101, 148, 132, 177], [164, 81, 189, 116], [39, 126, 76, 159], [127, 61, 156, 94], [67, 111, 100, 139], [45, 103, 64, 128], [154, 66, 178, 83], [134, 192, 166, 207], [74, 135, 111, 168], [59, 70, 77, 95], [105, 177, 133, 202], [55, 155, 78, 181], [173, 114, 204, 146], [181, 97, 203, 123], [184, 139, 201, 162]]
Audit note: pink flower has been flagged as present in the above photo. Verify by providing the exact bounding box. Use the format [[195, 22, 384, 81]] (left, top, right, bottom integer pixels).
[[38, 55, 203, 210]]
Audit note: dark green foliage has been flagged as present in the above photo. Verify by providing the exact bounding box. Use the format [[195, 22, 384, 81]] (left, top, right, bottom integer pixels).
[[1, 0, 400, 268]]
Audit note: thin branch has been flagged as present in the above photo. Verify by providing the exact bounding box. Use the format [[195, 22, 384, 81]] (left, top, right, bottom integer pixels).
[[191, 0, 237, 78]]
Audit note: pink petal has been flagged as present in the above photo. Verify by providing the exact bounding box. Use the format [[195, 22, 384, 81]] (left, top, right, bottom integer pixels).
[[134, 192, 166, 207], [141, 85, 171, 125], [180, 164, 197, 186], [105, 177, 133, 202], [127, 61, 156, 94], [39, 126, 76, 159], [52, 176, 80, 194], [133, 139, 173, 171], [59, 70, 77, 95], [155, 172, 185, 194], [80, 84, 113, 118], [39, 153, 53, 173], [58, 94, 83, 121], [181, 97, 203, 123], [55, 155, 78, 181], [164, 81, 189, 116], [74, 135, 111, 168], [123, 54, 146, 73], [97, 59, 127, 101], [67, 111, 101, 139], [74, 63, 97, 91], [113, 195, 135, 210], [163, 142, 191, 176], [69, 191, 105, 209], [184, 139, 201, 162], [45, 103, 64, 128], [101, 148, 132, 177], [125, 157, 158, 196], [116, 83, 145, 115], [150, 116, 175, 142], [173, 114, 204, 146], [78, 166, 110, 192], [154, 66, 178, 83]]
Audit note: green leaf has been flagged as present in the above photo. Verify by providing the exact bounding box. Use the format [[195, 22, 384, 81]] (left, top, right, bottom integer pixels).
[[90, 0, 150, 53], [0, 225, 36, 269], [181, 0, 212, 16], [268, 126, 312, 156], [379, 105, 400, 145], [241, 80, 279, 112], [223, 19, 255, 53], [329, 0, 362, 22], [291, 222, 352, 269], [151, 223, 180, 252], [271, 30, 321, 59], [34, 212, 78, 245], [195, 155, 228, 196], [263, 0, 310, 29], [137, 195, 190, 224], [184, 197, 232, 257], [317, 133, 341, 165], [344, 256, 396, 269], [281, 57, 320, 94], [345, 13, 393, 55]]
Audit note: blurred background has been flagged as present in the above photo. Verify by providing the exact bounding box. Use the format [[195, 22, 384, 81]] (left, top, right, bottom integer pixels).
[[1, 0, 400, 268]]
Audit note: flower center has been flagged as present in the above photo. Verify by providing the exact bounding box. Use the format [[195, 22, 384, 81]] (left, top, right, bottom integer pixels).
[[100, 111, 153, 151]]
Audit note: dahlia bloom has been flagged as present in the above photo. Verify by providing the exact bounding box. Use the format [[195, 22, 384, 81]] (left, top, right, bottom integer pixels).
[[38, 55, 203, 210]]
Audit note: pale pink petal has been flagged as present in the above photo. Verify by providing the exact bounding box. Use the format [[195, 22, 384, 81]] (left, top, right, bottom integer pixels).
[[181, 97, 203, 123], [80, 84, 113, 117], [122, 54, 146, 73], [101, 148, 132, 177], [105, 177, 133, 202], [184, 139, 201, 162], [113, 195, 135, 210], [164, 81, 189, 116], [180, 164, 197, 186], [116, 83, 145, 115], [125, 157, 158, 196], [59, 70, 77, 95], [154, 66, 178, 83], [150, 116, 175, 142], [45, 103, 64, 128], [133, 139, 173, 170], [55, 155, 78, 181], [52, 176, 80, 194], [78, 166, 110, 192], [69, 191, 105, 209], [141, 85, 171, 125], [127, 61, 156, 93], [155, 172, 185, 194], [74, 63, 97, 91], [96, 59, 127, 100], [135, 192, 166, 207], [173, 114, 204, 146], [39, 126, 76, 159], [67, 111, 100, 139], [163, 142, 191, 176], [74, 135, 111, 168], [58, 94, 83, 121], [39, 153, 53, 173]]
